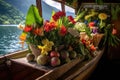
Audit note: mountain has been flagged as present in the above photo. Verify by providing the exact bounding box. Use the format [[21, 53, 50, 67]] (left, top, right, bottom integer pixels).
[[0, 0, 25, 24], [4, 0, 36, 15]]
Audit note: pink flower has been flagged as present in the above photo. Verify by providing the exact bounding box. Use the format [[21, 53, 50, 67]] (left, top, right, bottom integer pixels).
[[112, 28, 117, 35]]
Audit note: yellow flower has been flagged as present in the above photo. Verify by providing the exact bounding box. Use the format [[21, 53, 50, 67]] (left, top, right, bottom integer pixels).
[[38, 39, 54, 55], [42, 39, 54, 47], [38, 45, 48, 55], [98, 13, 107, 20]]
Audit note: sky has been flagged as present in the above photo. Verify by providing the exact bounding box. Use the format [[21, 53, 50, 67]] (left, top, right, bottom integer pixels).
[[43, 0, 75, 13]]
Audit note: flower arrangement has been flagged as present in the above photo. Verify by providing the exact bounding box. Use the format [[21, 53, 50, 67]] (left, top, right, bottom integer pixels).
[[18, 4, 120, 67], [74, 7, 120, 48], [18, 5, 96, 67]]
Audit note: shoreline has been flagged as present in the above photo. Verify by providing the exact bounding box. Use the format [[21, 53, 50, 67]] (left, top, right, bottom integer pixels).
[[0, 24, 18, 26]]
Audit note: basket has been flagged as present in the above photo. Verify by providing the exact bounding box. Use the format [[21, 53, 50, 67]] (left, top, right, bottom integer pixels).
[[29, 44, 41, 60], [92, 33, 104, 47]]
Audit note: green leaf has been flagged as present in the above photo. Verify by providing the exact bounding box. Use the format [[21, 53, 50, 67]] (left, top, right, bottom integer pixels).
[[25, 5, 43, 26], [95, 0, 103, 5], [50, 10, 55, 21]]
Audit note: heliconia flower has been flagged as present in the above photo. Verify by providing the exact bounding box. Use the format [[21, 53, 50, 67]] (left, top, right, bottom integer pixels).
[[33, 27, 44, 36], [88, 22, 95, 27], [52, 11, 66, 21], [60, 25, 67, 36], [44, 21, 57, 32], [19, 32, 27, 41], [67, 16, 76, 24], [98, 13, 107, 20], [112, 28, 117, 35], [24, 25, 32, 32]]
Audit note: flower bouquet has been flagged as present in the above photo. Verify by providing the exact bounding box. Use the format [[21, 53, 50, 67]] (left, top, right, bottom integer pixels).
[[18, 4, 120, 67]]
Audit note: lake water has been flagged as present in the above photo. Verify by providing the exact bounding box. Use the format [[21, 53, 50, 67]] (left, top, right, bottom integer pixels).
[[0, 26, 27, 55]]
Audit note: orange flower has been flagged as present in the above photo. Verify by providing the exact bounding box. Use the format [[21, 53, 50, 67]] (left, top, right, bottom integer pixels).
[[90, 45, 96, 51], [33, 27, 44, 36], [19, 32, 27, 41]]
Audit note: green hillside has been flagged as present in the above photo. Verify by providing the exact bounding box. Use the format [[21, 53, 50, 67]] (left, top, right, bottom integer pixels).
[[0, 0, 25, 24]]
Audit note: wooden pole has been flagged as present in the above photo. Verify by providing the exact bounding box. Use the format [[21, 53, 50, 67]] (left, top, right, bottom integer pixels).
[[61, 0, 65, 12], [36, 0, 42, 17]]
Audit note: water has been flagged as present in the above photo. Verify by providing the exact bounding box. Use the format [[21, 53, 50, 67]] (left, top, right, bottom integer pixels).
[[0, 26, 26, 55]]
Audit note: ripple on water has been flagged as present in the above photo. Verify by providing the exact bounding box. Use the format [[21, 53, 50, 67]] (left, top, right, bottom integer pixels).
[[0, 26, 27, 55]]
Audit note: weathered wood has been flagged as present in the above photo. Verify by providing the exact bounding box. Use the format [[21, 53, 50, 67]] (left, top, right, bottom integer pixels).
[[4, 49, 28, 59], [36, 0, 42, 17], [58, 49, 104, 80], [61, 0, 65, 12], [0, 48, 104, 80]]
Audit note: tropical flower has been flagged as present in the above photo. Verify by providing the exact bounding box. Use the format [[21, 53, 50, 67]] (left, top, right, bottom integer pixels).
[[38, 39, 54, 55]]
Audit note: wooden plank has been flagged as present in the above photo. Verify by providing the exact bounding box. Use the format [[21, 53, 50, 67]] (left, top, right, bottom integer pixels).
[[58, 49, 104, 80], [36, 0, 42, 17], [11, 57, 50, 72], [5, 49, 28, 59]]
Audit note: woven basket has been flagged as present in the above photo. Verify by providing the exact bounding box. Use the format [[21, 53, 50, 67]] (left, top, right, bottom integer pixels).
[[29, 44, 41, 60], [92, 33, 104, 47]]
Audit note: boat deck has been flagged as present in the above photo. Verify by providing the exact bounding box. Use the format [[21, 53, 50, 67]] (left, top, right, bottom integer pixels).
[[9, 50, 104, 80], [0, 49, 104, 80]]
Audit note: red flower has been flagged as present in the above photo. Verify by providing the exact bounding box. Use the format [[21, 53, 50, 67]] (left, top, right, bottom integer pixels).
[[68, 16, 76, 24], [44, 21, 56, 32], [52, 11, 66, 21], [60, 25, 67, 36], [24, 25, 32, 32], [88, 22, 95, 27], [81, 39, 86, 45]]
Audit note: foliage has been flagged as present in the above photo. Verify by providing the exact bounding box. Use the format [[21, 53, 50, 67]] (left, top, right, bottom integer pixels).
[[111, 4, 120, 20]]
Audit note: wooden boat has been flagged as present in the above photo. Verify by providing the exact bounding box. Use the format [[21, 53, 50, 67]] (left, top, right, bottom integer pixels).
[[0, 0, 114, 80], [0, 48, 104, 80]]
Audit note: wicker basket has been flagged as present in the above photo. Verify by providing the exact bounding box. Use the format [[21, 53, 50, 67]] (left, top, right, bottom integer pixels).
[[92, 33, 104, 47], [29, 44, 41, 60]]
